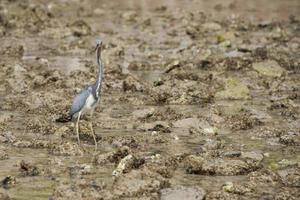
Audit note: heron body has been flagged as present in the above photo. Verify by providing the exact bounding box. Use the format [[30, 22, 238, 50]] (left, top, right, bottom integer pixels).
[[69, 40, 103, 149]]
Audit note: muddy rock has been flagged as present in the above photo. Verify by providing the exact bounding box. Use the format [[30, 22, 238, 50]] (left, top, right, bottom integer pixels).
[[54, 125, 71, 138], [203, 139, 224, 150], [222, 151, 241, 158], [202, 22, 222, 31], [122, 11, 137, 22], [277, 167, 300, 187], [69, 20, 91, 36], [138, 121, 170, 133], [111, 136, 139, 148], [132, 108, 155, 120], [279, 133, 300, 146], [185, 155, 254, 175], [19, 160, 40, 176], [49, 141, 83, 156], [222, 182, 252, 195], [173, 118, 199, 129], [1, 176, 16, 189], [122, 75, 144, 92], [51, 179, 106, 200], [69, 164, 92, 177], [95, 146, 131, 165], [160, 186, 206, 200], [253, 60, 285, 77], [206, 191, 240, 200], [278, 159, 298, 169], [112, 154, 136, 177], [12, 140, 32, 148], [202, 159, 251, 175], [112, 168, 170, 198], [0, 148, 8, 160], [184, 155, 205, 174], [0, 131, 18, 143], [215, 78, 250, 100], [241, 151, 264, 168]]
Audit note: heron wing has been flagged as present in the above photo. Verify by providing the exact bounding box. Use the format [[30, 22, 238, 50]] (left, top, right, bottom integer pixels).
[[69, 88, 91, 117]]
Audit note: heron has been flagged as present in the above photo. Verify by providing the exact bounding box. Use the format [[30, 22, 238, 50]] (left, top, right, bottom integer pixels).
[[69, 40, 104, 149]]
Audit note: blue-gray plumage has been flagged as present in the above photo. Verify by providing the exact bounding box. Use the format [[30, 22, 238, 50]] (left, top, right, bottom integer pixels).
[[69, 40, 103, 149]]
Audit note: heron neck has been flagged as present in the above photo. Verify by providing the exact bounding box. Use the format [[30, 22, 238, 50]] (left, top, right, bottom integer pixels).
[[95, 50, 103, 97]]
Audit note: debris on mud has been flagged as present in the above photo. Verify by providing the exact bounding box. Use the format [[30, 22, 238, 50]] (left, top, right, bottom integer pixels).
[[19, 160, 40, 176], [49, 141, 83, 156], [160, 186, 206, 200], [1, 176, 16, 189]]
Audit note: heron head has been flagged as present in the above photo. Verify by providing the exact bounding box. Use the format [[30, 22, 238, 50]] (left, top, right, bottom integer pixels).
[[96, 39, 102, 46], [93, 39, 103, 57]]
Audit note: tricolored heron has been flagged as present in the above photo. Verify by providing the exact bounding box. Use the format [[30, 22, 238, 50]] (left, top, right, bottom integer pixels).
[[69, 40, 104, 149]]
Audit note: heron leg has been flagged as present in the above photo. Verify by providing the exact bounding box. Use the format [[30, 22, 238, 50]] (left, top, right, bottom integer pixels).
[[76, 112, 82, 145], [89, 111, 97, 151]]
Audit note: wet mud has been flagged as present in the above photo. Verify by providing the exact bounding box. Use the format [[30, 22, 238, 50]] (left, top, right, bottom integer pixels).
[[0, 0, 299, 199]]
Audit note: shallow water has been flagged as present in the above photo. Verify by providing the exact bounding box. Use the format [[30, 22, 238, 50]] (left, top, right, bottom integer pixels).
[[0, 0, 299, 199]]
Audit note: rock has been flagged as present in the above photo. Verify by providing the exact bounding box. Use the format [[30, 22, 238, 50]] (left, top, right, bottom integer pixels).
[[241, 151, 264, 165], [215, 78, 250, 100], [0, 131, 16, 143], [173, 118, 200, 129], [54, 125, 70, 138], [200, 121, 218, 135], [138, 121, 170, 133], [222, 182, 252, 195], [94, 146, 131, 165], [252, 60, 285, 77], [222, 182, 234, 193], [112, 168, 170, 198], [160, 186, 206, 200], [13, 140, 32, 148], [202, 159, 250, 175], [0, 149, 8, 160], [132, 108, 155, 120], [203, 139, 223, 150], [70, 20, 91, 36], [49, 142, 83, 156], [94, 152, 113, 165], [174, 118, 217, 135], [219, 40, 231, 47], [69, 164, 92, 177], [19, 160, 40, 176], [111, 137, 138, 148], [202, 22, 222, 31], [1, 176, 16, 189], [184, 155, 205, 174], [222, 151, 241, 158], [277, 167, 300, 187], [122, 75, 144, 92], [51, 179, 106, 199], [112, 154, 136, 177], [224, 50, 245, 58], [122, 11, 137, 22], [279, 133, 300, 146], [278, 159, 298, 168], [185, 156, 253, 175], [93, 8, 105, 16], [206, 191, 240, 200], [164, 60, 181, 73]]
